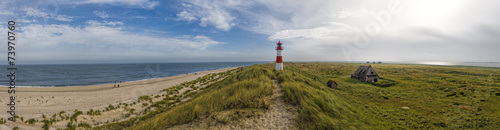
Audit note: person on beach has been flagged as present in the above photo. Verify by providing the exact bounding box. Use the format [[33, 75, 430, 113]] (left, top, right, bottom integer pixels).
[[114, 81, 116, 87], [118, 81, 121, 87]]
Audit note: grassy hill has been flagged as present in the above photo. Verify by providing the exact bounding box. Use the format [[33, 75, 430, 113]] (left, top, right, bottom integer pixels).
[[94, 66, 275, 129], [277, 62, 500, 129], [95, 62, 500, 129]]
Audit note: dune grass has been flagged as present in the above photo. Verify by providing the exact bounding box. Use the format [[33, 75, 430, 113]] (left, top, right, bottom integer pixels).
[[128, 66, 274, 129], [273, 65, 390, 129], [0, 118, 5, 125], [93, 66, 274, 129], [94, 62, 500, 129], [271, 62, 500, 129]]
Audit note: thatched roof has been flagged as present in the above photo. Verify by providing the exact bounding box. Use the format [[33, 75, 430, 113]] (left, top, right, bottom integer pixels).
[[352, 65, 378, 77]]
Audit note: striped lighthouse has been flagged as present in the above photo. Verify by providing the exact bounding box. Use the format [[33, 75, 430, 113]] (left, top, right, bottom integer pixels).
[[276, 41, 283, 70]]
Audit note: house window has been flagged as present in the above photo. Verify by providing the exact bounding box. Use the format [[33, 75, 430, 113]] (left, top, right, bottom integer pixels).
[[371, 72, 374, 74]]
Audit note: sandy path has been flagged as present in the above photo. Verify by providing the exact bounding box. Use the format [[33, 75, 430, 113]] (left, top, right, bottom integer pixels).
[[235, 80, 297, 129], [170, 80, 297, 129], [0, 67, 237, 128]]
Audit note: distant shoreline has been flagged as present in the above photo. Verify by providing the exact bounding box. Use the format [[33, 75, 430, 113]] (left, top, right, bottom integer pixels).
[[0, 61, 497, 87], [2, 61, 270, 66], [0, 66, 239, 88], [0, 67, 238, 129], [0, 62, 265, 87]]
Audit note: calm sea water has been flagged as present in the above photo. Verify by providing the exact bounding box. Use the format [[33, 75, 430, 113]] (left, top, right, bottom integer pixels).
[[1, 61, 496, 87], [0, 62, 265, 87]]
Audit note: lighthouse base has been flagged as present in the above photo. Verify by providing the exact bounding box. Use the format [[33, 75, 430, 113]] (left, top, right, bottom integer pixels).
[[276, 63, 283, 70]]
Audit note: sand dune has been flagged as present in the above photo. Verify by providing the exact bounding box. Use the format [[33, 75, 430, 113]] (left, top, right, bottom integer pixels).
[[0, 67, 237, 129]]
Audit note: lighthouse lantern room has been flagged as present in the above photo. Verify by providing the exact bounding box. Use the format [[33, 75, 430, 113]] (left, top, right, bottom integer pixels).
[[276, 41, 283, 70]]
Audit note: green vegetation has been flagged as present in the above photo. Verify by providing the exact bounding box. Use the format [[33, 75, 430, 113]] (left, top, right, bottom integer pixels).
[[59, 111, 66, 119], [77, 121, 92, 128], [66, 122, 76, 130], [94, 66, 273, 129], [87, 109, 101, 116], [106, 104, 116, 111], [92, 63, 500, 129], [0, 118, 6, 124], [129, 109, 135, 114], [138, 95, 152, 102], [41, 119, 52, 130], [130, 66, 273, 129], [276, 62, 500, 129], [369, 77, 398, 87], [70, 110, 83, 123], [25, 118, 36, 124]]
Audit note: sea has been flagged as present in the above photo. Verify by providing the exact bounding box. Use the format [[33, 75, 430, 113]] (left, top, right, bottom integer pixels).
[[0, 62, 266, 87], [1, 61, 498, 87]]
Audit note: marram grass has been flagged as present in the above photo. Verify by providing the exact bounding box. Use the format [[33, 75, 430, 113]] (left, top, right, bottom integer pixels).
[[275, 62, 500, 129], [128, 66, 274, 129], [94, 62, 500, 129]]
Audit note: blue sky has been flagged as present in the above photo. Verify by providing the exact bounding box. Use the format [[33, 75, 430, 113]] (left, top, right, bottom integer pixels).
[[1, 0, 499, 64]]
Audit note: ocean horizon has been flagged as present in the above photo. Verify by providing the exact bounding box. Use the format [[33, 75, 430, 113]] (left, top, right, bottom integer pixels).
[[1, 61, 498, 87], [0, 62, 266, 87]]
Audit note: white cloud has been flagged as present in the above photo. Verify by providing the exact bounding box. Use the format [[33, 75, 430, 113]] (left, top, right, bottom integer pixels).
[[181, 3, 192, 7], [22, 7, 74, 22], [17, 21, 223, 62], [0, 0, 13, 15], [176, 11, 197, 22], [23, 7, 49, 18], [178, 0, 364, 33], [93, 11, 109, 18], [332, 8, 370, 19], [178, 0, 240, 31], [174, 0, 386, 61], [54, 15, 74, 22], [178, 0, 500, 62], [1, 0, 497, 62], [268, 22, 353, 41], [86, 20, 123, 26], [76, 0, 159, 9]]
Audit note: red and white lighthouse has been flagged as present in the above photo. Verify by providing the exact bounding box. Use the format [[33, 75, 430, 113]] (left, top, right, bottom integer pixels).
[[276, 40, 283, 70]]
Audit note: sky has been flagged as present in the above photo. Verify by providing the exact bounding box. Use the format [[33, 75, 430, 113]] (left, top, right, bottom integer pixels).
[[0, 0, 499, 64]]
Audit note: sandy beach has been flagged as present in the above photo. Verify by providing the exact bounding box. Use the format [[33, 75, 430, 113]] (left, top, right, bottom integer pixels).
[[0, 67, 237, 129]]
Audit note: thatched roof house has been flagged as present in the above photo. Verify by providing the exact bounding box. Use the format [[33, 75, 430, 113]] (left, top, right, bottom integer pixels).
[[351, 65, 379, 82], [327, 80, 338, 89]]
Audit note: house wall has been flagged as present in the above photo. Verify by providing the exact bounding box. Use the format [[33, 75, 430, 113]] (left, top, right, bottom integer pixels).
[[366, 75, 379, 82], [352, 75, 379, 82]]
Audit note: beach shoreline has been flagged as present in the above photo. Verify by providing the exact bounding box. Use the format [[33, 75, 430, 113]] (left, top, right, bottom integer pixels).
[[0, 67, 237, 92], [0, 67, 238, 129]]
